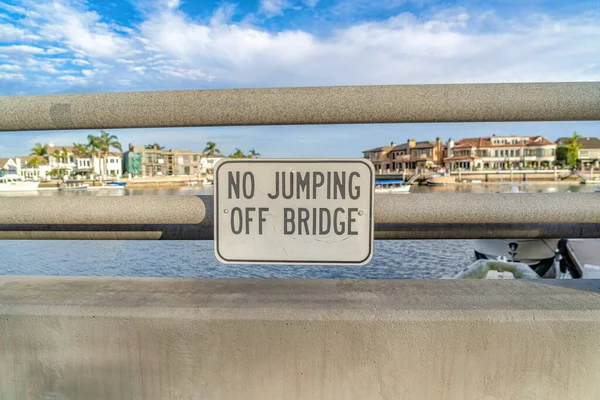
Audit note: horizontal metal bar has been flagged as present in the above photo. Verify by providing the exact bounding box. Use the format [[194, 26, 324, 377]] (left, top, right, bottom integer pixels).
[[1, 193, 599, 240], [2, 82, 599, 132]]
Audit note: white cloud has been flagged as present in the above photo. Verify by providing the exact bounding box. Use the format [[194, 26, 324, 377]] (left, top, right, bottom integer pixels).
[[2, 0, 600, 96], [138, 8, 600, 86], [58, 75, 88, 84], [71, 58, 90, 66], [45, 46, 68, 55], [0, 23, 24, 41], [33, 1, 130, 58], [260, 0, 288, 16], [0, 71, 24, 80], [0, 63, 21, 71], [0, 44, 44, 54]]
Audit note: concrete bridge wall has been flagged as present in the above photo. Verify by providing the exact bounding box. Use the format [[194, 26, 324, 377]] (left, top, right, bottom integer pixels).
[[1, 276, 599, 399]]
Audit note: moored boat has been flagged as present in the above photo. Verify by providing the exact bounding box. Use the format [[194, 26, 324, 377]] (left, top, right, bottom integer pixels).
[[59, 180, 88, 191], [474, 183, 574, 278], [107, 181, 126, 187], [375, 179, 410, 194], [0, 174, 40, 192]]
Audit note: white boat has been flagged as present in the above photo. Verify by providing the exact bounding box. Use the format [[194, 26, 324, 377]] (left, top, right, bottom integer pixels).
[[454, 260, 541, 280], [474, 183, 560, 278], [375, 180, 410, 194], [59, 180, 89, 191], [0, 174, 40, 192]]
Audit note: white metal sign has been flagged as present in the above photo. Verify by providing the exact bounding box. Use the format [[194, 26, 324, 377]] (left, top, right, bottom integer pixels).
[[214, 159, 374, 265]]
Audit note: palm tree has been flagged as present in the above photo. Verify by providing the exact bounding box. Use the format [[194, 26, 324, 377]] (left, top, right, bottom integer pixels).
[[88, 131, 122, 177], [247, 149, 260, 158], [73, 142, 90, 158], [229, 148, 246, 158], [567, 131, 582, 168], [30, 143, 49, 164], [27, 157, 40, 168], [145, 143, 165, 150], [203, 142, 220, 157]]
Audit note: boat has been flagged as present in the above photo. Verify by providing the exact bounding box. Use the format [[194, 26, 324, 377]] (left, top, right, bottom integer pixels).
[[474, 183, 561, 278], [0, 174, 40, 192], [375, 179, 410, 194], [425, 175, 455, 186], [107, 181, 126, 187], [59, 180, 89, 191], [454, 260, 541, 280]]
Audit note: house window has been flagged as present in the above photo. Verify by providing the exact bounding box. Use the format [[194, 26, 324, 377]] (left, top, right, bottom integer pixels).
[[515, 150, 520, 157], [495, 150, 499, 157], [580, 151, 589, 158], [510, 150, 514, 157], [193, 155, 198, 162]]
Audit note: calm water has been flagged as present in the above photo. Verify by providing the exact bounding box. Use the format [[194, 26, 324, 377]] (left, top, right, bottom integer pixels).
[[0, 183, 594, 279]]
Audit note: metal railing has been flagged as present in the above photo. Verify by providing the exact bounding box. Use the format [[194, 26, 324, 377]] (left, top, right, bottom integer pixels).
[[1, 193, 599, 240], [1, 82, 600, 240], [1, 82, 599, 131]]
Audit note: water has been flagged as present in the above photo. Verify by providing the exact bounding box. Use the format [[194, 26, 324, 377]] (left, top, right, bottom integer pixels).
[[0, 183, 594, 279]]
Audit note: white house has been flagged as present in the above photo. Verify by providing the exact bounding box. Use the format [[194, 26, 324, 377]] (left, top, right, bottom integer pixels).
[[200, 155, 223, 174], [0, 158, 18, 175], [93, 153, 122, 177], [15, 156, 52, 180]]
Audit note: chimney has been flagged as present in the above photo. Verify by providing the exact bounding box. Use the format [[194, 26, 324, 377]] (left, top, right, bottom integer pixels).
[[390, 141, 396, 148], [447, 138, 455, 157], [408, 138, 416, 148]]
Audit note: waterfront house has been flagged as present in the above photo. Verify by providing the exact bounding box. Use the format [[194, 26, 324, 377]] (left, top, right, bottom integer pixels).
[[363, 139, 447, 172], [578, 137, 600, 167], [15, 156, 52, 180], [0, 158, 17, 175], [362, 143, 394, 172], [95, 153, 123, 177], [123, 144, 223, 177], [389, 138, 446, 171], [557, 137, 600, 168], [444, 136, 557, 171]]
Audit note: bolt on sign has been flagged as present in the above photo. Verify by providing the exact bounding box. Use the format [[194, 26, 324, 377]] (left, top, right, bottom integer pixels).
[[214, 159, 375, 265]]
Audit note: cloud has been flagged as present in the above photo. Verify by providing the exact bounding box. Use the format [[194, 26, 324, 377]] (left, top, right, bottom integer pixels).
[[260, 0, 289, 16], [58, 75, 88, 84], [1, 0, 600, 97], [0, 44, 44, 54], [0, 71, 23, 80], [0, 63, 21, 71], [33, 1, 130, 58]]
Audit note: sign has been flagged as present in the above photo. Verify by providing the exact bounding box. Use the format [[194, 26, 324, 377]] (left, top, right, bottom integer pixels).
[[214, 159, 374, 265]]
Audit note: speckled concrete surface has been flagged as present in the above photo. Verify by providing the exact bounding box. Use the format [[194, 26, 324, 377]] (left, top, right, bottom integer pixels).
[[1, 277, 599, 399], [2, 82, 599, 131]]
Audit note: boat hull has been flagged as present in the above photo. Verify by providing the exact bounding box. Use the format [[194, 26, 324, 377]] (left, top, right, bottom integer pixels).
[[474, 239, 559, 278], [375, 186, 410, 194], [0, 181, 40, 192]]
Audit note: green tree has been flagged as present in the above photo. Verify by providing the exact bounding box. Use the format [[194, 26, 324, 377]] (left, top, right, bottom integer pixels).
[[61, 147, 70, 165], [51, 149, 61, 163], [566, 131, 582, 167], [88, 131, 122, 176], [73, 142, 91, 158], [556, 146, 568, 165], [145, 143, 165, 150], [229, 148, 246, 158], [27, 157, 40, 168], [30, 143, 49, 163], [247, 149, 261, 158], [203, 142, 220, 157]]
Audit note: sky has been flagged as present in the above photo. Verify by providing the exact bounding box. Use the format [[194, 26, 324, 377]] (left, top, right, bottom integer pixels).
[[0, 0, 599, 157]]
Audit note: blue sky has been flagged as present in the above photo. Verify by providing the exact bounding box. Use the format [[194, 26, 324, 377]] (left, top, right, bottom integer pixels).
[[0, 0, 599, 157]]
